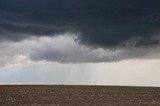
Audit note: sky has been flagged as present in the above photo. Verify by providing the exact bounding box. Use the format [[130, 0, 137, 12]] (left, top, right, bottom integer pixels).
[[0, 0, 160, 86]]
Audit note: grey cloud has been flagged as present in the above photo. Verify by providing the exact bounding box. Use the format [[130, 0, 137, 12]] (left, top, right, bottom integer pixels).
[[0, 0, 160, 47], [0, 34, 160, 64]]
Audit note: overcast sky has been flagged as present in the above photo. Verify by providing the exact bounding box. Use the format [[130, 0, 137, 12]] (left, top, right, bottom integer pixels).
[[0, 0, 160, 86]]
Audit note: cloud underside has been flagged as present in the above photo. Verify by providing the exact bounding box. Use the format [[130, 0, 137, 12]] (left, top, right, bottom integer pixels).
[[0, 0, 160, 47]]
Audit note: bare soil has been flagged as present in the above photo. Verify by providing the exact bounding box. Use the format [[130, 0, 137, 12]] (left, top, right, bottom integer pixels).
[[0, 85, 160, 106]]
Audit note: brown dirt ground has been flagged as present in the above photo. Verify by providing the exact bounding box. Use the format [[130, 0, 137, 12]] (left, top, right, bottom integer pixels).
[[0, 85, 160, 106]]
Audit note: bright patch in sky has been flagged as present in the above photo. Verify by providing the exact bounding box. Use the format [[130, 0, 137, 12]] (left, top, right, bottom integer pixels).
[[1, 57, 160, 86]]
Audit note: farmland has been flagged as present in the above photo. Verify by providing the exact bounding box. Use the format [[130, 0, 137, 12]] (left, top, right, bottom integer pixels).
[[0, 85, 160, 106]]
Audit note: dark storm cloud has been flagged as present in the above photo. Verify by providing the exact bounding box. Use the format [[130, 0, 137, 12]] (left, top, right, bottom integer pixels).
[[0, 0, 160, 46]]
